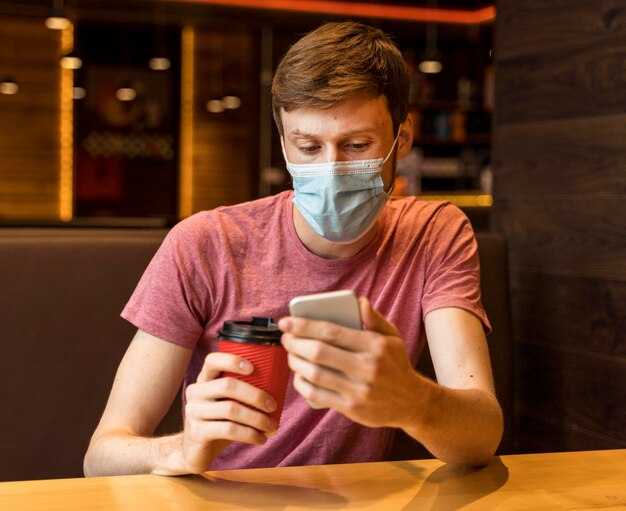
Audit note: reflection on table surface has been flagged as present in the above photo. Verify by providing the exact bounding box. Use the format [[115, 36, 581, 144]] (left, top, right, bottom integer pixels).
[[1, 449, 625, 510]]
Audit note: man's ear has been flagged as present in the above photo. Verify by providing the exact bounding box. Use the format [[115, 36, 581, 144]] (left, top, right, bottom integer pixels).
[[397, 114, 414, 160]]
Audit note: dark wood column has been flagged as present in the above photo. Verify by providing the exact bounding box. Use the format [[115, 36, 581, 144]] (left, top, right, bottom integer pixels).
[[493, 0, 626, 452]]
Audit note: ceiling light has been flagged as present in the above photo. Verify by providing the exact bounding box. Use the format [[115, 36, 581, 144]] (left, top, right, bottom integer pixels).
[[149, 57, 171, 71], [0, 77, 19, 95], [419, 58, 443, 74], [206, 99, 225, 113], [45, 13, 71, 30], [222, 95, 241, 109], [60, 53, 83, 70], [419, 0, 443, 75], [45, 1, 71, 30], [116, 87, 137, 101], [73, 86, 86, 100]]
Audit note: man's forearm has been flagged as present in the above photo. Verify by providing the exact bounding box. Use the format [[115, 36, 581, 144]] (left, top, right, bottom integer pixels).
[[83, 430, 188, 477], [403, 378, 504, 466]]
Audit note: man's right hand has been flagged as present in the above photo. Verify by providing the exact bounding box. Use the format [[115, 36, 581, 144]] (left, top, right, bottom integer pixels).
[[84, 330, 279, 478], [181, 352, 279, 473]]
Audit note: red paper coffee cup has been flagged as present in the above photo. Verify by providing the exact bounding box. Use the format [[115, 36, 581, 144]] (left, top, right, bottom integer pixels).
[[218, 317, 289, 423]]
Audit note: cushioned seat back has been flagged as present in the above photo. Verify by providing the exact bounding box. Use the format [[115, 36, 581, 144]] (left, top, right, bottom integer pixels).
[[0, 228, 180, 481]]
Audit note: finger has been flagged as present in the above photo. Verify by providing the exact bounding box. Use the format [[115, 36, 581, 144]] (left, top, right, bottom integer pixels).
[[285, 333, 380, 387], [186, 399, 278, 433], [282, 333, 368, 378], [279, 316, 371, 352], [359, 297, 401, 337], [187, 377, 277, 414], [287, 352, 362, 395], [196, 352, 254, 383], [292, 372, 341, 409], [188, 420, 269, 446]]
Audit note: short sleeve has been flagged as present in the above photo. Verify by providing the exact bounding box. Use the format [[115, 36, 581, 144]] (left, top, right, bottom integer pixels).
[[121, 217, 214, 348], [421, 204, 491, 333]]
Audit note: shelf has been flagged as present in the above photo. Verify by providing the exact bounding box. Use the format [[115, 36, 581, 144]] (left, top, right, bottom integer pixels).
[[411, 107, 492, 148], [416, 193, 492, 208]]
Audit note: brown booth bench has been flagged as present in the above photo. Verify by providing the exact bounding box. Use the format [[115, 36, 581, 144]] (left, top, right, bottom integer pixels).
[[0, 226, 512, 481]]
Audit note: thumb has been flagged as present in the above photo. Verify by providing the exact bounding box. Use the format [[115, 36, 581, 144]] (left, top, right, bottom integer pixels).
[[359, 297, 401, 337]]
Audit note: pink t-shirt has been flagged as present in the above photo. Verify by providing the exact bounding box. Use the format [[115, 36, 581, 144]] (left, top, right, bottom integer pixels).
[[122, 191, 490, 469]]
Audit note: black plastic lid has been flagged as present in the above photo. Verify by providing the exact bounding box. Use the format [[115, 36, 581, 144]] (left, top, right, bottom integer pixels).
[[217, 317, 282, 345]]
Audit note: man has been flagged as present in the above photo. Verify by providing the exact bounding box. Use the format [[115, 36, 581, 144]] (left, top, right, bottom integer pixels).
[[84, 21, 503, 477]]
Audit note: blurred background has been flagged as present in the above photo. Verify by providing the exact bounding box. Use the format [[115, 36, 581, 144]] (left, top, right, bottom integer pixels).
[[0, 0, 494, 226]]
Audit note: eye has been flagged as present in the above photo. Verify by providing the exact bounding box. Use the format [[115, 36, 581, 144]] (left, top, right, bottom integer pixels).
[[297, 144, 321, 155], [345, 141, 370, 152]]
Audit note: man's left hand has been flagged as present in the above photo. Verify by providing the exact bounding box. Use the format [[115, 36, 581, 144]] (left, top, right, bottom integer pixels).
[[278, 297, 426, 428]]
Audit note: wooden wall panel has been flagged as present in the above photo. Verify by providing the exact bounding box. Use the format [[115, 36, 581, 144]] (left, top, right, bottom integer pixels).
[[0, 16, 61, 220], [190, 28, 259, 213], [493, 0, 626, 453], [493, 117, 626, 196], [518, 345, 626, 441], [516, 411, 625, 454], [496, 1, 626, 60], [493, 197, 625, 279], [509, 271, 625, 358], [495, 34, 626, 125]]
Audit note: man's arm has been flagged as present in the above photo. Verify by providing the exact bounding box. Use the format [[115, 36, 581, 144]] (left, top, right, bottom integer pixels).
[[84, 329, 190, 476], [408, 306, 503, 465], [278, 298, 503, 466], [84, 329, 278, 477]]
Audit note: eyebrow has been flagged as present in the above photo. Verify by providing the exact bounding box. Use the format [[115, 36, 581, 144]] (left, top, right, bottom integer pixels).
[[288, 127, 377, 138]]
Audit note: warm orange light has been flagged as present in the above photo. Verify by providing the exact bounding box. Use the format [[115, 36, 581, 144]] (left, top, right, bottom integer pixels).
[[419, 194, 493, 207], [179, 26, 195, 219], [169, 0, 495, 24], [59, 26, 74, 221]]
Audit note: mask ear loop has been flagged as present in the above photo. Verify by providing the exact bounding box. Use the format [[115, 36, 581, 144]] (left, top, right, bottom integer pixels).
[[383, 131, 401, 165], [280, 138, 296, 189], [383, 131, 401, 195], [280, 137, 290, 165]]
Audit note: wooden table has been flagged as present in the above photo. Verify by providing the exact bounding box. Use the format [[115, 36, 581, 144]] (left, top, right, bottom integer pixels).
[[1, 449, 625, 510]]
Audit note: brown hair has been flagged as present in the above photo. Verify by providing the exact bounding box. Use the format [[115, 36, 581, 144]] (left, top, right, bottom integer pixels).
[[272, 21, 410, 136]]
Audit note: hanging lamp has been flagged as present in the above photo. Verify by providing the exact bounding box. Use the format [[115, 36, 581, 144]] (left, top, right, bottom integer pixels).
[[419, 0, 443, 74], [45, 0, 71, 30]]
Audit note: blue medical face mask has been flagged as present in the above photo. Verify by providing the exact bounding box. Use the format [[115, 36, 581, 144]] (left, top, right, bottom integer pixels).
[[284, 134, 399, 244]]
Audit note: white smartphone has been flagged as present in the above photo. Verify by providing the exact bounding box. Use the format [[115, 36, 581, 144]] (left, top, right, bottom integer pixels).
[[288, 290, 362, 330]]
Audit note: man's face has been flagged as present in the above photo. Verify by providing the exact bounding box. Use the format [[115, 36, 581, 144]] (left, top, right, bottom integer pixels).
[[281, 95, 399, 191]]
